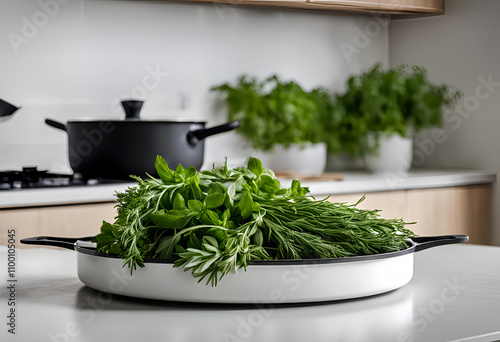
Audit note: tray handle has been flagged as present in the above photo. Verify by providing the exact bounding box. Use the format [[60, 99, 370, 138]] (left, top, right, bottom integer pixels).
[[20, 236, 92, 251], [413, 234, 469, 253]]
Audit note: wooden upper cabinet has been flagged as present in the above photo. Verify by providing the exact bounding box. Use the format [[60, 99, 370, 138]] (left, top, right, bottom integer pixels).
[[177, 0, 444, 17], [305, 0, 444, 16]]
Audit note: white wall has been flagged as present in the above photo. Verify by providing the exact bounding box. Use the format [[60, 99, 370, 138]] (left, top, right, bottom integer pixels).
[[0, 0, 389, 172], [390, 0, 500, 245]]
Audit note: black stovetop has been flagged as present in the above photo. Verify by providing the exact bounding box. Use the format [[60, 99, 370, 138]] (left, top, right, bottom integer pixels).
[[0, 167, 126, 190]]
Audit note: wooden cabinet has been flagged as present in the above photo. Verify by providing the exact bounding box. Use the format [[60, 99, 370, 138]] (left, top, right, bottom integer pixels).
[[176, 0, 444, 17], [320, 184, 492, 245], [305, 0, 444, 15], [0, 202, 117, 248]]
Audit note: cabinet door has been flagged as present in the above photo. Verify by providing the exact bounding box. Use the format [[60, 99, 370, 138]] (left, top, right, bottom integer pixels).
[[385, 0, 444, 13], [307, 0, 444, 14], [0, 203, 117, 248], [306, 0, 380, 11]]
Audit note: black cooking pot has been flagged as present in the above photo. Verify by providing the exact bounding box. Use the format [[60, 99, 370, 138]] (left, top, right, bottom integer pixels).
[[45, 100, 240, 179], [0, 98, 20, 122]]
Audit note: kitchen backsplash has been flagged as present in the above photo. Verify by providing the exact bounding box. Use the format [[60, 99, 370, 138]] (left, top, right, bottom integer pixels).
[[0, 0, 389, 172]]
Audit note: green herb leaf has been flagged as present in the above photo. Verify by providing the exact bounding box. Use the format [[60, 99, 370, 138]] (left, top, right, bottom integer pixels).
[[173, 193, 187, 210], [188, 199, 204, 213], [151, 209, 192, 229], [205, 193, 225, 209], [200, 210, 219, 225], [247, 157, 264, 176], [155, 155, 174, 184], [184, 166, 197, 179], [258, 174, 280, 195], [239, 191, 253, 219]]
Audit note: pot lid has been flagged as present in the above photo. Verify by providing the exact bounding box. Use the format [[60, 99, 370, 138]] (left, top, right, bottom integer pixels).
[[68, 100, 206, 123], [66, 117, 206, 123]]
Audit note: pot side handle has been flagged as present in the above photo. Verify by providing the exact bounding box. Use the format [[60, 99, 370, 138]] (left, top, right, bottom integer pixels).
[[45, 119, 67, 132], [412, 235, 469, 253], [187, 120, 241, 146], [20, 236, 92, 250]]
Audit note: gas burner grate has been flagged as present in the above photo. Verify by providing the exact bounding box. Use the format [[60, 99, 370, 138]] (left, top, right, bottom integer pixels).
[[0, 167, 89, 190]]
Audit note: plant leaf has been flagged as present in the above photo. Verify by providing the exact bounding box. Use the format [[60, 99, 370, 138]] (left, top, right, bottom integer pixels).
[[173, 193, 187, 210], [151, 209, 191, 229], [239, 191, 253, 219], [247, 157, 264, 176], [205, 193, 225, 209], [155, 155, 174, 184], [188, 199, 204, 213]]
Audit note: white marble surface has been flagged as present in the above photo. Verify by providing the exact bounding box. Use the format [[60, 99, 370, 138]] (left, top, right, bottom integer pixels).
[[0, 169, 496, 209], [0, 243, 499, 342], [0, 182, 136, 209]]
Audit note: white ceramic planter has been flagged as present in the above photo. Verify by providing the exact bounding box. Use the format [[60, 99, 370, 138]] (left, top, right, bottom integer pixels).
[[364, 134, 413, 173], [256, 143, 327, 175], [326, 152, 366, 172]]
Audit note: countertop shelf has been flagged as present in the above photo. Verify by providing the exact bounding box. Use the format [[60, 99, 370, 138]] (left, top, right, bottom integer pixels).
[[1, 243, 499, 341], [0, 169, 495, 209]]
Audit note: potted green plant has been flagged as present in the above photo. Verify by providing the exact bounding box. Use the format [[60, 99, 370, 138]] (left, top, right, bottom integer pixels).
[[328, 64, 461, 172], [211, 75, 335, 175]]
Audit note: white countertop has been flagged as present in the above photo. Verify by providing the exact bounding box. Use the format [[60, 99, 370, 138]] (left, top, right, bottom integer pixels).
[[297, 169, 496, 196], [1, 243, 499, 342], [0, 169, 495, 209]]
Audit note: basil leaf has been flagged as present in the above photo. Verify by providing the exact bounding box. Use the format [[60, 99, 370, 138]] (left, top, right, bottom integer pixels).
[[155, 155, 174, 184], [239, 191, 253, 219], [188, 199, 204, 213], [151, 209, 191, 229], [253, 228, 264, 246], [189, 178, 202, 200], [175, 164, 184, 175], [247, 157, 264, 176], [209, 182, 226, 194], [200, 210, 219, 225], [184, 166, 197, 179], [290, 179, 308, 197], [207, 227, 227, 242], [205, 193, 225, 209], [93, 221, 121, 253], [258, 174, 280, 194], [203, 235, 219, 248], [100, 220, 117, 237], [173, 193, 187, 210], [156, 234, 181, 258]]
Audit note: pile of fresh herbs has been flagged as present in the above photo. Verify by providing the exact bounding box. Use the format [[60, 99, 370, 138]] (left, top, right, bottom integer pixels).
[[93, 156, 415, 286]]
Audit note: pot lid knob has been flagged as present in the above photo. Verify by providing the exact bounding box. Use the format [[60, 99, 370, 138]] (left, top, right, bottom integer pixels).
[[121, 100, 144, 120]]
